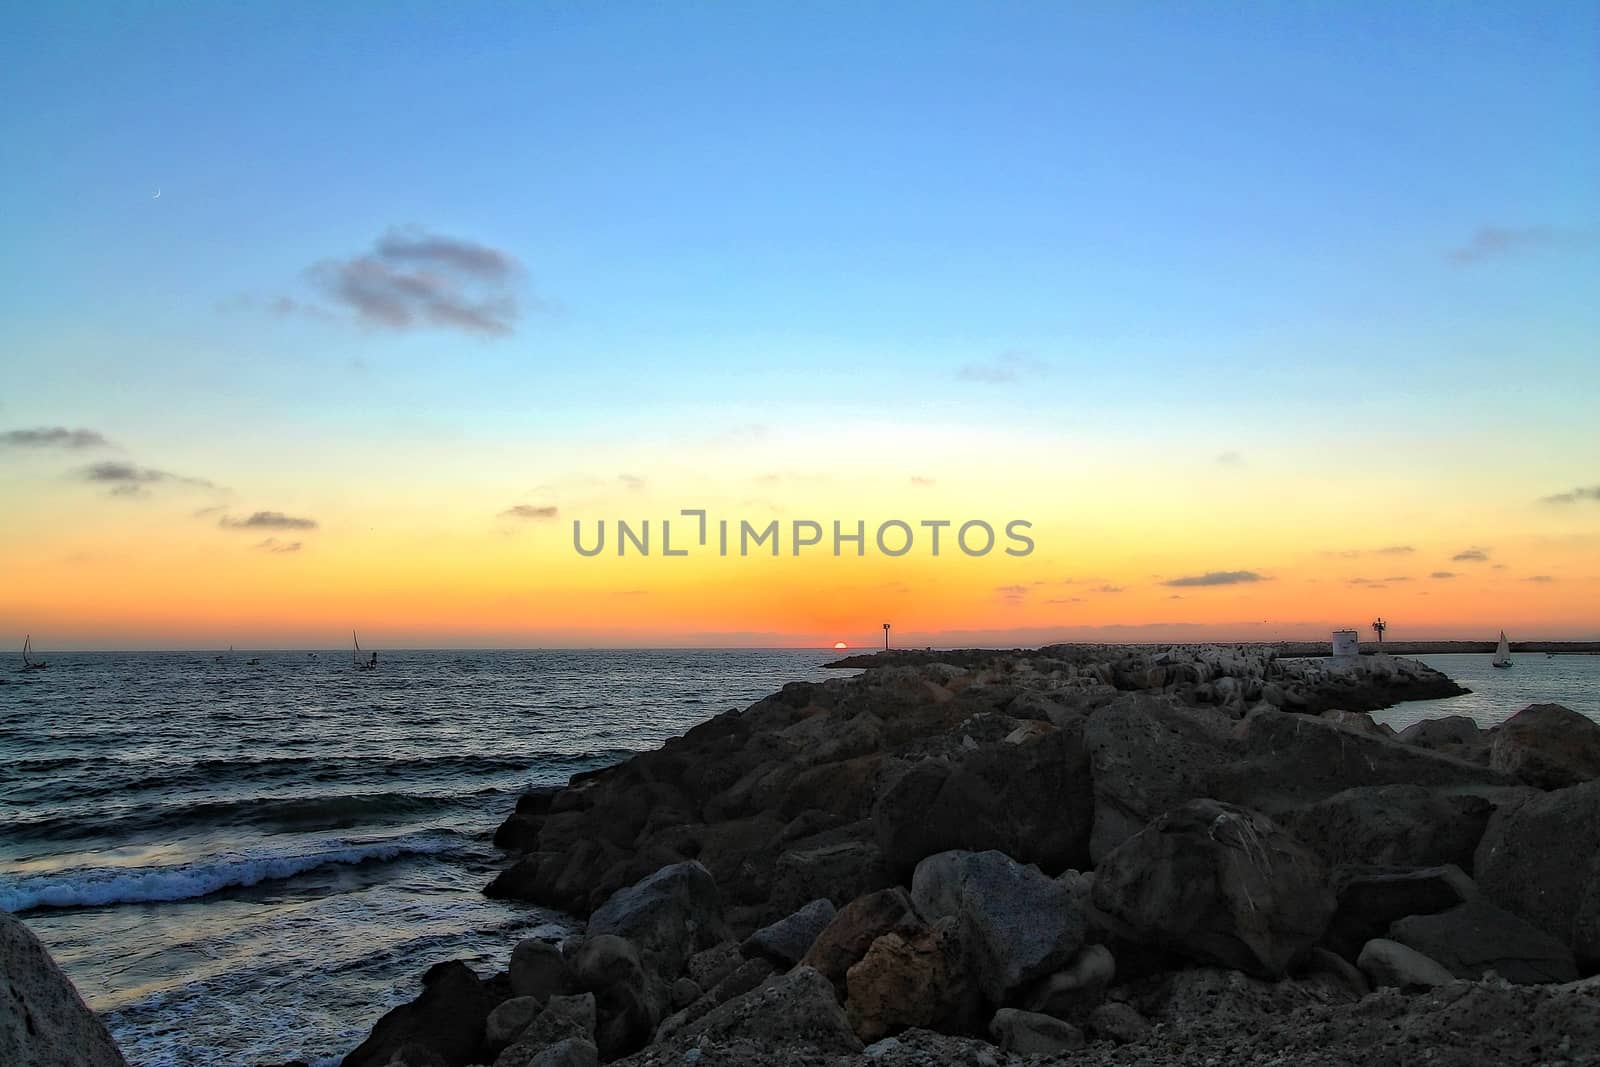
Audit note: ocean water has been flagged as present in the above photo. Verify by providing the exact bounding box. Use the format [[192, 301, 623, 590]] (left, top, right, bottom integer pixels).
[[0, 648, 845, 1067], [1372, 652, 1600, 730]]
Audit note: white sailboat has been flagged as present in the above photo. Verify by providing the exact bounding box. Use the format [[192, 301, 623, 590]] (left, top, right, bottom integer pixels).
[[1492, 631, 1513, 669], [21, 635, 48, 671], [353, 630, 377, 671]]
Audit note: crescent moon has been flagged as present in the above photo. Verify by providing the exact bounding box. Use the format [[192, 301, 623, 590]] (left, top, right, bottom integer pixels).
[[152, 188, 161, 199]]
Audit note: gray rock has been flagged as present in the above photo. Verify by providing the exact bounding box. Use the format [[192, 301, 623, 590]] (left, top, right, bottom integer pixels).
[[524, 1037, 598, 1067], [568, 935, 661, 1060], [1085, 699, 1508, 861], [1022, 944, 1115, 1021], [1087, 1001, 1152, 1044], [669, 977, 700, 1009], [508, 939, 570, 1002], [587, 861, 728, 980], [0, 912, 128, 1067], [1489, 704, 1600, 789], [1276, 785, 1498, 872], [872, 725, 1093, 880], [1399, 715, 1483, 752], [1475, 779, 1600, 970], [1092, 800, 1335, 978], [910, 849, 1086, 1002], [670, 966, 862, 1054], [1323, 863, 1478, 958], [1356, 938, 1456, 989], [1303, 946, 1370, 996], [485, 996, 543, 1053], [344, 960, 497, 1067], [685, 941, 742, 990], [771, 840, 893, 916], [1388, 899, 1578, 984], [492, 993, 597, 1067], [988, 1008, 1085, 1054], [741, 898, 836, 966]]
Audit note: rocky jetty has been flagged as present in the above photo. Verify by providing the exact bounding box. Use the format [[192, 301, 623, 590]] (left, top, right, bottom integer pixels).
[[342, 645, 1600, 1066]]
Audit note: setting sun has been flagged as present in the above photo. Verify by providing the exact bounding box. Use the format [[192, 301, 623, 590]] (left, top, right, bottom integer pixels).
[[833, 641, 848, 650]]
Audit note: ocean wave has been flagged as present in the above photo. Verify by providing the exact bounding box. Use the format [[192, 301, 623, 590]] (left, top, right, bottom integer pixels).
[[0, 834, 461, 912], [2, 789, 479, 843], [7, 749, 637, 801]]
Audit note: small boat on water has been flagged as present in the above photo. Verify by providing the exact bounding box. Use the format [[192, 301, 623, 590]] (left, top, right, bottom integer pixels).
[[353, 630, 378, 671], [1492, 631, 1513, 669], [21, 635, 48, 672]]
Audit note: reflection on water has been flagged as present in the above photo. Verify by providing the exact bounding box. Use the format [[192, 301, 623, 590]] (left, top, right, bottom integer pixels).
[[1374, 653, 1600, 730]]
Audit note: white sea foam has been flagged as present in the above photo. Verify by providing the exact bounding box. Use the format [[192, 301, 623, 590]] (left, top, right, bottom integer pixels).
[[0, 835, 458, 912]]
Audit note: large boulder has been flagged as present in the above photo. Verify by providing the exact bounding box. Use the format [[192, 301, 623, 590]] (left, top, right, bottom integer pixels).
[[800, 888, 922, 996], [1091, 800, 1335, 978], [1276, 785, 1500, 872], [1356, 939, 1456, 990], [1322, 864, 1478, 959], [668, 966, 862, 1056], [568, 935, 661, 1060], [741, 898, 835, 966], [1398, 715, 1485, 754], [871, 726, 1093, 879], [0, 912, 127, 1067], [844, 918, 978, 1042], [343, 961, 496, 1067], [508, 939, 571, 1002], [1388, 900, 1579, 984], [586, 862, 729, 980], [1474, 780, 1600, 970], [1085, 699, 1510, 861], [1489, 704, 1600, 790], [770, 839, 893, 916], [910, 849, 1087, 1004], [491, 993, 596, 1067], [987, 1007, 1085, 1054]]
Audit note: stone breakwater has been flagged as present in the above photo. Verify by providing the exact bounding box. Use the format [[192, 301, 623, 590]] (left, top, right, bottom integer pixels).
[[11, 646, 1600, 1067], [320, 645, 1600, 1067]]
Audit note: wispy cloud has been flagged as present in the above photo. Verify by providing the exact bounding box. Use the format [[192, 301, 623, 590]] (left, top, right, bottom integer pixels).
[[1446, 224, 1599, 265], [996, 584, 1029, 603], [1162, 570, 1265, 588], [618, 474, 646, 491], [1092, 584, 1125, 594], [1539, 485, 1600, 505], [501, 504, 558, 520], [295, 227, 533, 337], [1323, 545, 1414, 559], [956, 351, 1048, 384], [910, 476, 936, 488], [2, 427, 111, 449], [1523, 575, 1555, 583], [1430, 571, 1457, 579], [78, 461, 220, 496], [1216, 450, 1244, 467], [220, 511, 318, 530], [253, 538, 303, 554], [1452, 547, 1490, 562]]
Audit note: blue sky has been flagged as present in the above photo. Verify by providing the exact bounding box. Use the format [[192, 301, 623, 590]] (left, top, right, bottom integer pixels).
[[2, 3, 1598, 647]]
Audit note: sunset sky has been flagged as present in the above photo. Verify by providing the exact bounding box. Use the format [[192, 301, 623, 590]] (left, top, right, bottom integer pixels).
[[2, 3, 1597, 649]]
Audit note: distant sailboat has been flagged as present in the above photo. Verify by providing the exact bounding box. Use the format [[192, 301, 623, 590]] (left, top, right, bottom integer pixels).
[[21, 635, 48, 672], [1492, 631, 1513, 669], [353, 630, 377, 671]]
